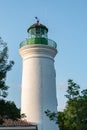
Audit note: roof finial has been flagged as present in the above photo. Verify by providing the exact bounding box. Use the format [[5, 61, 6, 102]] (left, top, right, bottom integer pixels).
[[35, 17, 39, 23]]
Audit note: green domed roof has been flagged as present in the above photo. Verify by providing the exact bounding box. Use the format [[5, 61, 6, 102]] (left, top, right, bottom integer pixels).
[[27, 22, 48, 32]]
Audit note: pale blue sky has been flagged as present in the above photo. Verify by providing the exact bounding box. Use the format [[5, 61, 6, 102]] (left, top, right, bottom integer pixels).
[[0, 0, 87, 111]]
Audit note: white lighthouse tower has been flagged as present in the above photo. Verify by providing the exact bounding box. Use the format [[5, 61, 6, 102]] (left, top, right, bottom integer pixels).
[[19, 19, 58, 130]]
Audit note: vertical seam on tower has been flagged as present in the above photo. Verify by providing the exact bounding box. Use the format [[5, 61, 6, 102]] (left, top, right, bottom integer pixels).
[[41, 59, 43, 130]]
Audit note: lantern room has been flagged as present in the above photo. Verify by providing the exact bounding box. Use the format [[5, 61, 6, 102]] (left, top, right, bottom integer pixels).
[[27, 21, 48, 39], [20, 20, 57, 48], [26, 20, 48, 45]]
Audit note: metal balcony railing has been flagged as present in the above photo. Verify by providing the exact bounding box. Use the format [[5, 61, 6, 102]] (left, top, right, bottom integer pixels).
[[19, 38, 57, 49]]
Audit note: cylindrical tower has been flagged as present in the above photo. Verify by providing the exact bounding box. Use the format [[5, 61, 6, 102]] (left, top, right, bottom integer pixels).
[[19, 20, 58, 130]]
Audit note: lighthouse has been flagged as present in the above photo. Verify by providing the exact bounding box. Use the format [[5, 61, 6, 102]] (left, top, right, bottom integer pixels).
[[19, 19, 58, 130]]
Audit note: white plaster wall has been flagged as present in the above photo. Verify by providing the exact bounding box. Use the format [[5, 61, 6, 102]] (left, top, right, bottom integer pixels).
[[19, 45, 59, 130], [21, 57, 42, 123]]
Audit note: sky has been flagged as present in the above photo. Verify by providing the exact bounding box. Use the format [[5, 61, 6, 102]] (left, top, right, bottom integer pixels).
[[0, 0, 87, 111]]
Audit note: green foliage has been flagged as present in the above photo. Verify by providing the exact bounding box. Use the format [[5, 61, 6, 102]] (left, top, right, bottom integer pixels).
[[45, 79, 87, 130], [0, 37, 14, 98], [65, 79, 80, 100], [0, 37, 22, 124], [64, 79, 87, 129], [0, 100, 21, 124], [45, 110, 58, 124]]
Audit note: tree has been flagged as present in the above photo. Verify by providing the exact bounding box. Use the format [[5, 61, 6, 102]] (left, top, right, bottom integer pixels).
[[45, 79, 87, 130], [0, 100, 21, 124], [64, 80, 87, 130], [0, 37, 22, 124], [0, 37, 14, 98], [65, 79, 80, 100]]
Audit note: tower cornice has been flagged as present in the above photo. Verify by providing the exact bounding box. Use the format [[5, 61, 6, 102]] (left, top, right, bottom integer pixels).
[[19, 44, 57, 60]]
